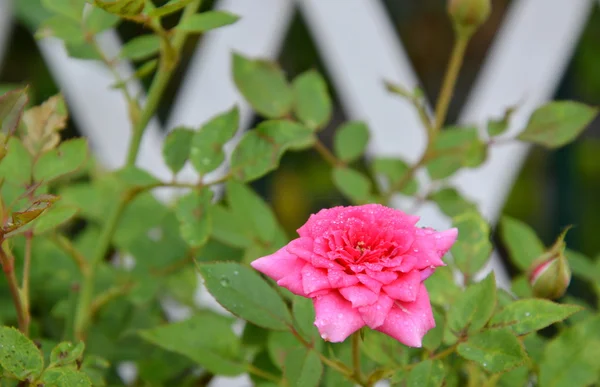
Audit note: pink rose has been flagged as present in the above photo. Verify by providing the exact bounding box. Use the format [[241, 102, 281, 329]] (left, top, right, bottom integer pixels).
[[251, 204, 457, 347]]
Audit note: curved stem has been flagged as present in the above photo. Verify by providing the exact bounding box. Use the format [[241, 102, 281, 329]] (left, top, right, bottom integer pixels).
[[0, 244, 28, 334], [125, 0, 202, 167], [313, 138, 343, 167], [432, 31, 471, 133], [245, 364, 280, 383]]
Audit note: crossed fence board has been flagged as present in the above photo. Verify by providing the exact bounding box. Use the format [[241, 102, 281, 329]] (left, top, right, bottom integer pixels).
[[0, 0, 595, 384]]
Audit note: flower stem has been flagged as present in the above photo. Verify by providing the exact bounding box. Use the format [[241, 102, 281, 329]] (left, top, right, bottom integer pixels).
[[21, 232, 32, 310], [352, 331, 363, 384], [0, 243, 28, 334], [245, 364, 280, 383], [125, 0, 202, 167], [314, 138, 342, 167], [432, 30, 471, 133]]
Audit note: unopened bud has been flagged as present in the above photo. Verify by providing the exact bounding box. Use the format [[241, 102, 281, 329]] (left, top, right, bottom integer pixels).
[[448, 0, 491, 32], [528, 227, 572, 300]]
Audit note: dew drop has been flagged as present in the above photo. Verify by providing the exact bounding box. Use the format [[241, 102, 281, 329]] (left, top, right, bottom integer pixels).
[[525, 312, 530, 317], [338, 313, 344, 319], [483, 362, 488, 367], [220, 276, 231, 287], [233, 271, 239, 276]]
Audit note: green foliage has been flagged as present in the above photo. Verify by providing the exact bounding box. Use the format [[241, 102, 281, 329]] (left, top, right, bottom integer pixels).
[[371, 157, 418, 195], [93, 0, 145, 16], [450, 210, 492, 276], [233, 54, 293, 118], [0, 326, 44, 381], [292, 71, 332, 131], [174, 189, 212, 248], [457, 328, 528, 373], [332, 167, 373, 204], [176, 11, 240, 33], [197, 262, 293, 330], [49, 341, 85, 367], [190, 107, 239, 175], [430, 187, 476, 217], [120, 35, 161, 61], [230, 120, 314, 181], [284, 349, 323, 387], [518, 101, 598, 148], [147, 0, 194, 17], [426, 126, 487, 180], [489, 299, 582, 334], [487, 106, 515, 137], [138, 312, 244, 375], [500, 216, 545, 271], [33, 138, 88, 184], [162, 127, 194, 174], [0, 88, 28, 136], [447, 273, 496, 336], [333, 121, 370, 163], [406, 360, 445, 387]]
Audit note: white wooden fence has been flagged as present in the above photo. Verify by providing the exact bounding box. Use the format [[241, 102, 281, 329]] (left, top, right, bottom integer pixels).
[[0, 0, 596, 385]]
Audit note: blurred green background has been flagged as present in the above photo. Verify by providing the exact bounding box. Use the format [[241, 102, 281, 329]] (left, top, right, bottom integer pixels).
[[2, 0, 600, 265]]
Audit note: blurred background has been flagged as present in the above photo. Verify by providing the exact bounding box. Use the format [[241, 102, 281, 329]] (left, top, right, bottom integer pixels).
[[2, 0, 600, 271]]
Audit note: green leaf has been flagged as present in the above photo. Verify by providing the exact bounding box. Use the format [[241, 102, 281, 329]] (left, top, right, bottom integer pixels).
[[497, 366, 529, 387], [176, 11, 239, 33], [333, 121, 369, 162], [65, 42, 102, 61], [0, 326, 44, 381], [267, 330, 299, 368], [197, 262, 293, 330], [226, 180, 279, 244], [447, 273, 496, 336], [422, 308, 445, 351], [0, 87, 28, 135], [450, 210, 492, 276], [174, 189, 212, 248], [539, 316, 600, 387], [190, 107, 239, 175], [426, 126, 487, 180], [37, 368, 92, 387], [33, 205, 79, 235], [230, 120, 314, 181], [487, 105, 515, 137], [232, 53, 293, 118], [84, 6, 120, 34], [566, 249, 599, 283], [33, 138, 88, 184], [425, 266, 461, 306], [139, 312, 244, 375], [148, 0, 194, 17], [114, 165, 161, 187], [430, 187, 476, 217], [500, 216, 545, 271], [41, 0, 86, 21], [49, 341, 85, 367], [406, 359, 445, 387], [292, 296, 318, 342], [489, 299, 582, 334], [209, 204, 253, 248], [332, 167, 372, 204], [284, 349, 323, 387], [162, 127, 194, 174], [518, 101, 598, 148], [93, 0, 145, 16], [0, 137, 32, 185], [371, 157, 418, 195], [164, 267, 198, 307], [292, 71, 331, 131], [36, 15, 85, 44], [120, 35, 161, 61], [457, 328, 528, 373]]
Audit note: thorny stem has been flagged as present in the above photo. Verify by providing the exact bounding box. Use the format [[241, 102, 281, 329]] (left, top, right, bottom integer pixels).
[[0, 243, 28, 334], [126, 0, 202, 167]]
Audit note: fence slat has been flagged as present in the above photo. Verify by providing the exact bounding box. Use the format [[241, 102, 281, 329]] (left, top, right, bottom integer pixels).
[[0, 0, 12, 68]]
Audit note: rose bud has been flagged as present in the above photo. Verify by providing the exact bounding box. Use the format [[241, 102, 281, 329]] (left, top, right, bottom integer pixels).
[[528, 227, 572, 300], [448, 0, 491, 31]]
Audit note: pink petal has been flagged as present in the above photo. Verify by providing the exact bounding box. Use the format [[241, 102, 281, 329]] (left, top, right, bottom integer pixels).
[[357, 274, 382, 294], [358, 294, 394, 328], [251, 247, 306, 282], [312, 254, 342, 269], [376, 284, 435, 347], [301, 265, 331, 295], [381, 271, 421, 302], [366, 269, 398, 284], [339, 285, 378, 307], [420, 267, 436, 281], [286, 237, 314, 261], [434, 228, 458, 256], [313, 292, 365, 342], [277, 270, 307, 296], [328, 270, 360, 288]]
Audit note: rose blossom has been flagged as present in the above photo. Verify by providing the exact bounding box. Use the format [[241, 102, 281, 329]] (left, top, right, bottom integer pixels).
[[251, 204, 458, 347]]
